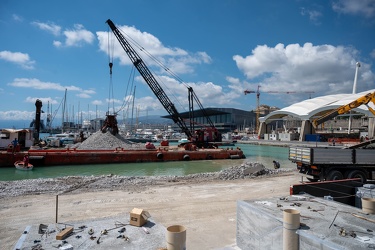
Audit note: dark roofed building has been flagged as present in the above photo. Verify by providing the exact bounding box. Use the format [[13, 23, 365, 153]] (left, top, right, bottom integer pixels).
[[162, 108, 257, 133]]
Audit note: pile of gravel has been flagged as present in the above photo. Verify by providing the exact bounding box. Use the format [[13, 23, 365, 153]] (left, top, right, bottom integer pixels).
[[0, 162, 294, 198], [218, 162, 289, 180], [74, 131, 144, 150]]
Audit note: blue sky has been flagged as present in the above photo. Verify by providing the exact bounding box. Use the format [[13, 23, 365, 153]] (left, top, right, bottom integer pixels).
[[1, 0, 375, 128]]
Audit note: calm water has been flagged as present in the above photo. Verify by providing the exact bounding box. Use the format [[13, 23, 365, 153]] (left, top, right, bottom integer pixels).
[[0, 143, 294, 181]]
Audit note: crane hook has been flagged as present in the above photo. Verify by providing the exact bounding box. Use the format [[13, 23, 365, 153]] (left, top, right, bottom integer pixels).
[[109, 62, 113, 75]]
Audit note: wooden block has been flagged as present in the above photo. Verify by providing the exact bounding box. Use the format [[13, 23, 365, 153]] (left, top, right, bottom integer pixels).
[[56, 227, 73, 240]]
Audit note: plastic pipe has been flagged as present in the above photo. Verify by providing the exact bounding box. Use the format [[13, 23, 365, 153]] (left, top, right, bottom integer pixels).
[[166, 225, 186, 250], [362, 198, 375, 214], [283, 208, 300, 250]]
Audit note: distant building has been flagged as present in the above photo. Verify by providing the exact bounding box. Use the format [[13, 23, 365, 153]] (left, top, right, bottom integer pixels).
[[162, 108, 258, 133]]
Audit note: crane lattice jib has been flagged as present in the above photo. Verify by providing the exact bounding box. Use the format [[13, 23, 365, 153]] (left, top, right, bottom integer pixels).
[[188, 87, 216, 129], [106, 19, 192, 138]]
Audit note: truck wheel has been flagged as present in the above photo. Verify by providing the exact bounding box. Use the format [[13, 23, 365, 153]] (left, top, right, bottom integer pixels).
[[326, 170, 343, 181], [346, 170, 367, 183]]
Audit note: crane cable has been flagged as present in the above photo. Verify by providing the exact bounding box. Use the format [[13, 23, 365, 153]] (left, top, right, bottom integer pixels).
[[115, 66, 136, 115], [107, 26, 115, 115], [108, 26, 140, 116], [117, 26, 190, 112]]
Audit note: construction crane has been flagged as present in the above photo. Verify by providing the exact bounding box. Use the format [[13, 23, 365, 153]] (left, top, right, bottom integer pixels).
[[244, 85, 314, 132], [244, 85, 261, 133], [312, 91, 375, 129], [105, 19, 221, 146]]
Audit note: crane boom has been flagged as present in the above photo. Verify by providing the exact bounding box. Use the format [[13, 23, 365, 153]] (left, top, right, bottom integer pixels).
[[106, 19, 193, 139], [312, 91, 375, 128]]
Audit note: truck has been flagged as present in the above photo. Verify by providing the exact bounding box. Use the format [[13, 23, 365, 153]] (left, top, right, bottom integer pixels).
[[289, 139, 375, 182]]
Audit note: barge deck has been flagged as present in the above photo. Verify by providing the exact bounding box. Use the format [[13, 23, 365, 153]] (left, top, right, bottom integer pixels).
[[0, 146, 244, 167]]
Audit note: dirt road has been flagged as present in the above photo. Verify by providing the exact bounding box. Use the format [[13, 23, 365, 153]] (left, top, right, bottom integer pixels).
[[0, 172, 300, 249]]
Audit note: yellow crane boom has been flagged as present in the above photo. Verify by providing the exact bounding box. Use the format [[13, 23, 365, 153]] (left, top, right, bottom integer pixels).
[[312, 91, 375, 128]]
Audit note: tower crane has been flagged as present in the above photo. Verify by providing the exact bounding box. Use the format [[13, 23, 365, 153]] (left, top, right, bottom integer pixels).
[[244, 85, 314, 133], [244, 85, 261, 133]]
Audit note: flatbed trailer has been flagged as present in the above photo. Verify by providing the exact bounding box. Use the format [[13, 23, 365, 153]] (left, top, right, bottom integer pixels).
[[289, 139, 375, 182]]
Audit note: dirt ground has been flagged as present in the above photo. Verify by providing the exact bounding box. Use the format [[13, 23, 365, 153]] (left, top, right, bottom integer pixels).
[[0, 172, 301, 249]]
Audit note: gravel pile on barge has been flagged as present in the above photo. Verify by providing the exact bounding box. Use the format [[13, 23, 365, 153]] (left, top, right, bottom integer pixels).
[[73, 131, 144, 150]]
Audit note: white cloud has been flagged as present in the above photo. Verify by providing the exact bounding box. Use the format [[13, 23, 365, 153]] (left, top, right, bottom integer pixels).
[[76, 89, 96, 98], [32, 21, 61, 36], [76, 93, 91, 98], [63, 24, 95, 47], [0, 110, 34, 121], [370, 49, 375, 59], [8, 78, 96, 99], [96, 24, 211, 75], [92, 100, 103, 105], [53, 40, 62, 47], [8, 78, 81, 91], [25, 97, 58, 105], [12, 14, 23, 22], [233, 43, 375, 102], [332, 0, 375, 18], [105, 98, 123, 104], [300, 7, 323, 24], [0, 50, 35, 69]]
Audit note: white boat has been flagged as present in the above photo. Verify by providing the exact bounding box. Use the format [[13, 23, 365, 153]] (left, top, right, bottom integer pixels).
[[178, 138, 190, 144], [54, 133, 80, 145], [14, 161, 33, 170]]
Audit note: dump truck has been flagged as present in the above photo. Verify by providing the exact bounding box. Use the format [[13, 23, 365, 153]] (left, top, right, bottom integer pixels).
[[289, 139, 375, 182]]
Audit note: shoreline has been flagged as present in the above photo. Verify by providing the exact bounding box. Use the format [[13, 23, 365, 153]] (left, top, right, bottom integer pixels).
[[0, 162, 294, 198]]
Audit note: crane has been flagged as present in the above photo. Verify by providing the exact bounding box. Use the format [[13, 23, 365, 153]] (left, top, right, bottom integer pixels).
[[244, 85, 261, 133], [312, 91, 375, 129], [105, 19, 221, 145], [244, 85, 314, 133]]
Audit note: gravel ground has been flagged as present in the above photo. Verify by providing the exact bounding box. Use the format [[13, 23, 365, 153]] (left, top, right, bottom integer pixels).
[[0, 162, 293, 198]]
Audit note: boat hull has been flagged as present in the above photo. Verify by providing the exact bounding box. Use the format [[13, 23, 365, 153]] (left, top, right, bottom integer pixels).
[[14, 161, 33, 170], [0, 147, 244, 167]]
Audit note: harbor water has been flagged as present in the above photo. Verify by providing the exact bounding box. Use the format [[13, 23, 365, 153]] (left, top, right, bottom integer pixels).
[[0, 143, 293, 181]]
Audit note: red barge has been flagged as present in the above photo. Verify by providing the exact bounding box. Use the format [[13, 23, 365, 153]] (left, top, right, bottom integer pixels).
[[0, 146, 244, 167]]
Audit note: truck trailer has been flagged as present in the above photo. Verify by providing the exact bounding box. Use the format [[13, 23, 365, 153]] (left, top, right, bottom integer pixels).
[[289, 139, 375, 182]]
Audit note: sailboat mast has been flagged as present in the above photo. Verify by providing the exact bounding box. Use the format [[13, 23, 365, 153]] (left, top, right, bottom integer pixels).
[[62, 88, 67, 133], [130, 86, 136, 134]]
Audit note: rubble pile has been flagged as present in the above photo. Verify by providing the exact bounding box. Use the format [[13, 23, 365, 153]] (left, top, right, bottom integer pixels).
[[218, 162, 289, 180], [74, 131, 144, 150]]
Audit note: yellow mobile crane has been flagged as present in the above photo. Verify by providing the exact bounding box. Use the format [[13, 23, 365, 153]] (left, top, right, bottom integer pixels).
[[312, 91, 375, 129]]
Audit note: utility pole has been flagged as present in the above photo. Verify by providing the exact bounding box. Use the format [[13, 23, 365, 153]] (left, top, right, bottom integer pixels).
[[348, 62, 361, 134]]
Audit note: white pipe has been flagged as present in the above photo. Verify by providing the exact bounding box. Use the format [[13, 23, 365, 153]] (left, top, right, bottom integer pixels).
[[166, 225, 186, 250], [352, 62, 361, 94], [283, 208, 300, 250], [349, 62, 361, 134]]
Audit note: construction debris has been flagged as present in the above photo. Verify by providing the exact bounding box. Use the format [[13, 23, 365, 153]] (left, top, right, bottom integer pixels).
[[14, 214, 166, 250]]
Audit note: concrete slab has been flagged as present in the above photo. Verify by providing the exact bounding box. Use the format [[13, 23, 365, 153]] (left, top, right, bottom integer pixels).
[[237, 195, 375, 250], [15, 213, 167, 250]]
